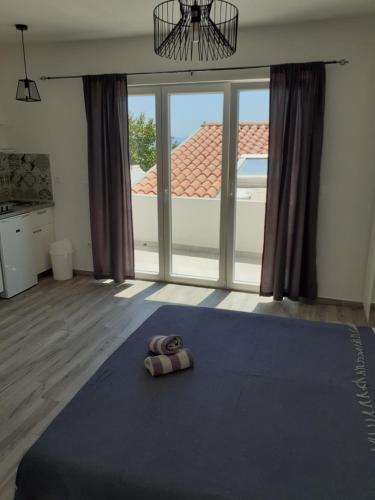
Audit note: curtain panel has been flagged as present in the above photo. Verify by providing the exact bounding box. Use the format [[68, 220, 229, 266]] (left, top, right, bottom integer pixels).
[[260, 62, 326, 301], [82, 74, 134, 282]]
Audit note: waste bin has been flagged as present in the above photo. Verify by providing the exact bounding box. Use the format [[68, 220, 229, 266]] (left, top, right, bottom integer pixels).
[[50, 239, 73, 280]]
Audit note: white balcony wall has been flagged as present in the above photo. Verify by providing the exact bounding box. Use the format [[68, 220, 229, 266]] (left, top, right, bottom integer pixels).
[[132, 195, 159, 243], [235, 200, 266, 254], [132, 195, 265, 255]]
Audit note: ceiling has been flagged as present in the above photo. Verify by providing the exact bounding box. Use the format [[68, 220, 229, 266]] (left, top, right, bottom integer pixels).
[[0, 0, 374, 43]]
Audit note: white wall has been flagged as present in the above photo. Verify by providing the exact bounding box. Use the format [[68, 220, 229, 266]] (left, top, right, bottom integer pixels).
[[363, 206, 375, 319], [133, 195, 265, 254], [0, 16, 374, 301]]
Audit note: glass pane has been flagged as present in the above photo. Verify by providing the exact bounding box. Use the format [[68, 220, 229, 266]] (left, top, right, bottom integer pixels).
[[169, 92, 224, 280], [128, 95, 159, 274], [238, 157, 268, 176], [233, 89, 270, 285]]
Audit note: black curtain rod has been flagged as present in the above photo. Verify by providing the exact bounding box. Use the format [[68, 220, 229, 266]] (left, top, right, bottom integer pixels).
[[40, 59, 349, 80]]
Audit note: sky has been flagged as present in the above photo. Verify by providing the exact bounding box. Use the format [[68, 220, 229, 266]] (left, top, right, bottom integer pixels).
[[128, 89, 269, 139]]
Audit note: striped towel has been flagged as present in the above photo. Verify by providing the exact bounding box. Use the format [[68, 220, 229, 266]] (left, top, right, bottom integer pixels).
[[144, 349, 193, 377], [148, 335, 183, 355]]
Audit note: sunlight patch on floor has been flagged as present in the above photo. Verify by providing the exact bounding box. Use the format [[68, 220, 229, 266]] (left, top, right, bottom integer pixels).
[[113, 280, 156, 299], [146, 283, 215, 305], [216, 290, 273, 312]]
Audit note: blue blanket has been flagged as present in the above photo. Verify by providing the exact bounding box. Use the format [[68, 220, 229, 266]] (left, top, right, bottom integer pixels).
[[15, 305, 375, 499]]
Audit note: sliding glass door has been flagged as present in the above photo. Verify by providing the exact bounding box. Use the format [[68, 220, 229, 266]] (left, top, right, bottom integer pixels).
[[227, 84, 270, 291], [162, 85, 229, 287], [128, 87, 164, 280], [128, 81, 269, 291]]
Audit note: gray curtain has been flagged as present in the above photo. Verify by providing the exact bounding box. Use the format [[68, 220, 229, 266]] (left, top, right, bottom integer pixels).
[[82, 74, 134, 282], [260, 62, 325, 301]]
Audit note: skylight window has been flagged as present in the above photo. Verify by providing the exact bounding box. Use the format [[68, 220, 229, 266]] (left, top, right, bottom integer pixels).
[[237, 156, 268, 177]]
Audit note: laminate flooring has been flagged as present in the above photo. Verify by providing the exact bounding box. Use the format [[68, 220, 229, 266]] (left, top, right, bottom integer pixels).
[[0, 275, 368, 499]]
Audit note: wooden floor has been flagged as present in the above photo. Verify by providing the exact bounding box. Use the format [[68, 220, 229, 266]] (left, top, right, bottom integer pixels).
[[0, 275, 369, 499]]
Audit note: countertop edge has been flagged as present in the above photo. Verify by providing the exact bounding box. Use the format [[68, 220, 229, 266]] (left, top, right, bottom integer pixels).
[[0, 202, 55, 221]]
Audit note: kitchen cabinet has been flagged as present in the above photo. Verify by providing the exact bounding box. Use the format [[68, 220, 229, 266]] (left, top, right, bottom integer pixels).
[[31, 208, 55, 275]]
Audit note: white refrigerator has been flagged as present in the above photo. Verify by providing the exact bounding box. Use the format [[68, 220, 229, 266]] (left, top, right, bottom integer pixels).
[[0, 213, 38, 298]]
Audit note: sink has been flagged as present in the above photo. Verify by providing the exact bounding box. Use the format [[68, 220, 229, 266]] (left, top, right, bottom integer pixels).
[[0, 201, 50, 216], [13, 201, 40, 207]]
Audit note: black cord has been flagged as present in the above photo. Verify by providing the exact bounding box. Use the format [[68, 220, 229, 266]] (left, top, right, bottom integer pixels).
[[21, 30, 29, 79]]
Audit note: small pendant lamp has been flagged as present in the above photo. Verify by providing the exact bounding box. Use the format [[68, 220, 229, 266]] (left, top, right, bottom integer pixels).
[[15, 24, 41, 102]]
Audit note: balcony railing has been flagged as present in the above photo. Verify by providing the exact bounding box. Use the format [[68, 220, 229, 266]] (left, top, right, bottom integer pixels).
[[132, 193, 265, 284]]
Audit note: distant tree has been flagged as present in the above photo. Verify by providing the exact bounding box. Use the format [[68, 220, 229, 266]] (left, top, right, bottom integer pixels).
[[128, 112, 157, 172], [128, 112, 180, 172]]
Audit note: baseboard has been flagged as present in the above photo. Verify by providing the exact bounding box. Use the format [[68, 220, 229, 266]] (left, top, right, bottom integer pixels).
[[315, 297, 363, 308], [73, 269, 94, 276], [37, 269, 53, 279]]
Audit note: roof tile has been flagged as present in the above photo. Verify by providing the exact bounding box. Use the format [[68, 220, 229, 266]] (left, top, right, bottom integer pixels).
[[132, 122, 269, 198]]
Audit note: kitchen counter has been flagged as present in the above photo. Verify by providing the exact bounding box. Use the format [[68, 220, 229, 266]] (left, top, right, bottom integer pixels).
[[0, 201, 55, 221]]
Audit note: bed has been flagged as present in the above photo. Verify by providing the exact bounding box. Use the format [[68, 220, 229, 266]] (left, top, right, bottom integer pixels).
[[15, 305, 375, 499]]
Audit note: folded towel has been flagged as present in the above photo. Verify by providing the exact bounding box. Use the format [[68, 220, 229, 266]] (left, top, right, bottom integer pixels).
[[144, 349, 193, 377], [148, 335, 183, 355]]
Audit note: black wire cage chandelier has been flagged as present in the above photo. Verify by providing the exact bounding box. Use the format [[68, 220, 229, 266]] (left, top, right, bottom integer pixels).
[[154, 0, 239, 61], [15, 24, 41, 102]]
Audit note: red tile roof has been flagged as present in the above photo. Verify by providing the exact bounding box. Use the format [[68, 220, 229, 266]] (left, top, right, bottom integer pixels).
[[132, 122, 269, 198]]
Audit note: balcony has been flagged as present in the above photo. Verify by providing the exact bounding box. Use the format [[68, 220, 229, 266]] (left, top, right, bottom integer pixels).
[[132, 193, 265, 285]]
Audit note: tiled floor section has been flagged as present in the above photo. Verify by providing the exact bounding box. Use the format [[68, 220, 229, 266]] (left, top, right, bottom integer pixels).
[[135, 246, 262, 284]]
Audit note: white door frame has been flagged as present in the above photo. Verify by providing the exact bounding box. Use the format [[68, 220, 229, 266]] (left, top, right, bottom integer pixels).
[[128, 85, 165, 282], [161, 82, 230, 289], [226, 81, 270, 293], [129, 80, 270, 291]]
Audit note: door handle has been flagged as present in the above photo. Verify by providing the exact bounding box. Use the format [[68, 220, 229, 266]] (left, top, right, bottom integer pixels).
[[33, 229, 42, 234]]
